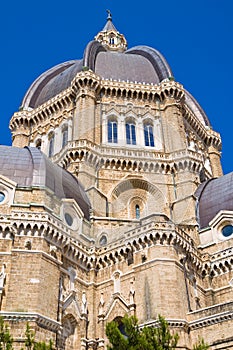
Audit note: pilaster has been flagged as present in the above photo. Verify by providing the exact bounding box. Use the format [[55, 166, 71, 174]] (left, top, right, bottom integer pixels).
[[208, 145, 223, 177], [160, 98, 186, 153], [72, 71, 101, 143], [12, 126, 30, 147]]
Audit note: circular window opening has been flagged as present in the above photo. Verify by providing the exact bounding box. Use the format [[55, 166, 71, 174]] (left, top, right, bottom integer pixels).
[[0, 192, 5, 203], [222, 225, 233, 237], [65, 213, 73, 226], [99, 235, 107, 246]]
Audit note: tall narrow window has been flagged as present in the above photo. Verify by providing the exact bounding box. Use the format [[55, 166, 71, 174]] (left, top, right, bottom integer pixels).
[[126, 123, 136, 145], [135, 204, 140, 219], [35, 139, 41, 150], [144, 124, 154, 147], [108, 120, 118, 143], [62, 128, 68, 148], [48, 135, 54, 157]]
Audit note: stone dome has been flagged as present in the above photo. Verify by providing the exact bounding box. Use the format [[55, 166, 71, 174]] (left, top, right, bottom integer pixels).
[[195, 172, 233, 229], [21, 17, 210, 127], [0, 146, 91, 219]]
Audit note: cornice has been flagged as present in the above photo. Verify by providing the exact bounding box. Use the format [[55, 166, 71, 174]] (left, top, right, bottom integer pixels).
[[207, 246, 233, 277], [0, 212, 202, 273], [139, 306, 233, 333], [53, 139, 204, 175], [183, 104, 221, 149], [99, 78, 184, 104], [9, 78, 185, 134], [189, 306, 233, 330], [0, 312, 61, 332], [9, 87, 74, 133], [2, 210, 231, 278]]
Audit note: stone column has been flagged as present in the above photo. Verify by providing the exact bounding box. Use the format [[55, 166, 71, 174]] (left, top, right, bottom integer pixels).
[[72, 72, 100, 143], [102, 113, 107, 144], [208, 145, 223, 177], [137, 119, 143, 147], [160, 98, 186, 153], [118, 115, 125, 145], [73, 93, 96, 142], [10, 111, 30, 148], [12, 126, 30, 147]]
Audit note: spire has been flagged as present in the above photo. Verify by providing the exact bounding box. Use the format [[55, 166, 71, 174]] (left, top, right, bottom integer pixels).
[[107, 9, 112, 21], [95, 11, 127, 52], [102, 10, 117, 32]]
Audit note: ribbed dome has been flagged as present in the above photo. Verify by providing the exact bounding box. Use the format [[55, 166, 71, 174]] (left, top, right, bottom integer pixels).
[[21, 21, 210, 127], [0, 146, 91, 219], [195, 172, 233, 229], [21, 43, 172, 109]]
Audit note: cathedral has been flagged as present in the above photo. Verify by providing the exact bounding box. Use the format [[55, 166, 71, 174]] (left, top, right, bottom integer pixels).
[[0, 12, 233, 350]]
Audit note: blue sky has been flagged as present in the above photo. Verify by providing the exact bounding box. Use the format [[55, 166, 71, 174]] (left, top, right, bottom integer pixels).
[[1, 0, 232, 174]]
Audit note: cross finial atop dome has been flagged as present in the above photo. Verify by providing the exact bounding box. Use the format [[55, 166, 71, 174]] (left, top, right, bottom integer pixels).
[[101, 10, 117, 32], [107, 9, 112, 21], [94, 11, 127, 52]]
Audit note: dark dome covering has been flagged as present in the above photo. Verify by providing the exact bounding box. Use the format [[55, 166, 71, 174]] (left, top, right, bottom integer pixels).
[[0, 146, 91, 219], [95, 51, 160, 84], [21, 25, 210, 126], [22, 42, 172, 109], [195, 172, 233, 229]]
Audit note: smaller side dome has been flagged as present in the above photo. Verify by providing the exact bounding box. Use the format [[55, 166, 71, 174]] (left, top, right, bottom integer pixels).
[[0, 146, 91, 219], [195, 172, 233, 228]]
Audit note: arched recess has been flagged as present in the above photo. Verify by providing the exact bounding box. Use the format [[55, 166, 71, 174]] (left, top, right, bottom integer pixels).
[[109, 177, 168, 219], [59, 295, 84, 350], [105, 294, 131, 322], [59, 314, 78, 350]]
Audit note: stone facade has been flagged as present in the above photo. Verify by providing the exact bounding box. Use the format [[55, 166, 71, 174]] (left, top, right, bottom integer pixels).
[[0, 14, 232, 350]]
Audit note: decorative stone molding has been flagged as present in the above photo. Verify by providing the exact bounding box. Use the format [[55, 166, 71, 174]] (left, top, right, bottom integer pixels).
[[0, 312, 61, 332], [183, 104, 221, 149], [53, 139, 204, 176], [1, 208, 231, 280], [189, 303, 233, 330]]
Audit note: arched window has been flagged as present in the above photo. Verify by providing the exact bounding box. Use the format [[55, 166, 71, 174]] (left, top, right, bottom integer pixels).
[[62, 127, 68, 148], [35, 139, 41, 150], [48, 134, 54, 157], [109, 35, 115, 45], [126, 122, 136, 145], [144, 123, 154, 147], [99, 234, 107, 246], [135, 204, 140, 219], [113, 317, 127, 337], [108, 120, 118, 143], [130, 198, 145, 220]]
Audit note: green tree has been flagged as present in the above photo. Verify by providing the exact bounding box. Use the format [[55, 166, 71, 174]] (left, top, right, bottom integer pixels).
[[24, 323, 34, 350], [0, 317, 13, 350], [193, 337, 209, 350], [24, 323, 52, 350], [106, 314, 179, 350]]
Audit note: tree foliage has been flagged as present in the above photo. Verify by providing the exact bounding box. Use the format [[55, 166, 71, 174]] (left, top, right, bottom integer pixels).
[[0, 317, 13, 350], [106, 315, 209, 350], [193, 337, 209, 350], [0, 318, 52, 350], [24, 323, 53, 350], [106, 314, 179, 350]]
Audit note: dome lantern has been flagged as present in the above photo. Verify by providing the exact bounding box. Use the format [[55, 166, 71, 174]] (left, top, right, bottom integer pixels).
[[94, 10, 127, 52]]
